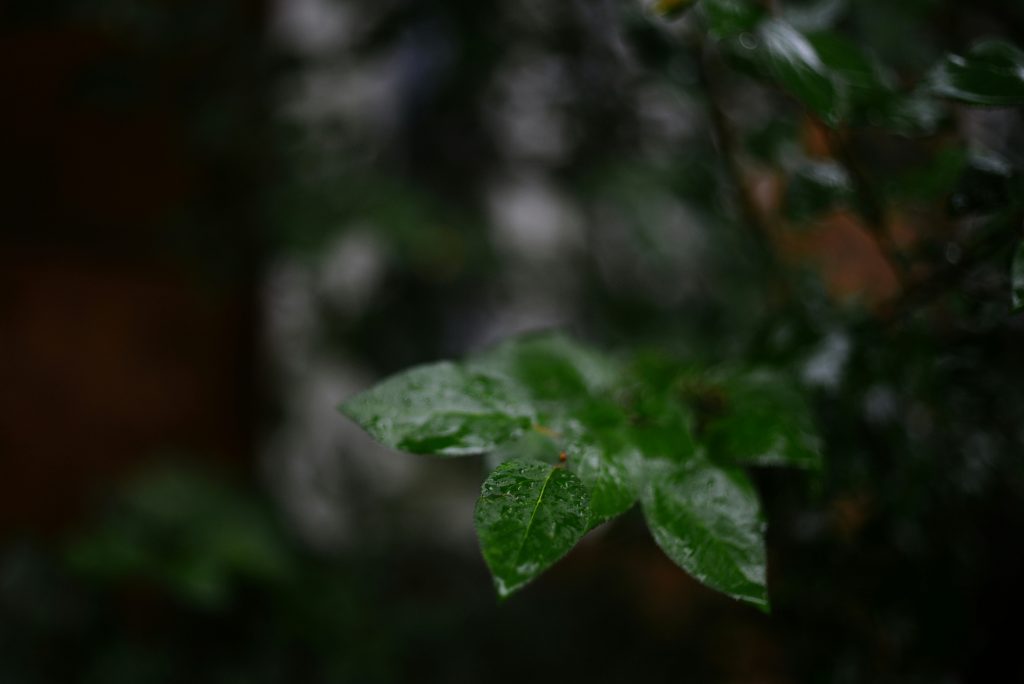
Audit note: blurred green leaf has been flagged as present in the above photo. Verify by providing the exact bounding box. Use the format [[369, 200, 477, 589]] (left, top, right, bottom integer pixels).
[[695, 370, 823, 469], [785, 159, 853, 222], [1013, 240, 1024, 312], [641, 456, 768, 609], [783, 0, 847, 32], [66, 468, 291, 609], [749, 20, 847, 126], [474, 460, 590, 598], [927, 40, 1024, 106], [808, 32, 892, 113], [699, 0, 766, 38]]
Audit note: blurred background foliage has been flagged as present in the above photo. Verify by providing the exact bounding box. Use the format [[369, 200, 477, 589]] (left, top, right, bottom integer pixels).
[[1, 0, 1023, 681]]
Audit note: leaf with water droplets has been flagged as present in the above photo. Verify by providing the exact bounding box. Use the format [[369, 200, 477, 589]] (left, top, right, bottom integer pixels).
[[474, 460, 590, 598], [641, 455, 768, 610], [340, 361, 534, 456]]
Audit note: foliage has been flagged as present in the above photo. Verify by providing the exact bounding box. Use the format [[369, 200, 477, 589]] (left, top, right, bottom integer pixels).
[[342, 332, 817, 608], [337, 0, 1024, 619]]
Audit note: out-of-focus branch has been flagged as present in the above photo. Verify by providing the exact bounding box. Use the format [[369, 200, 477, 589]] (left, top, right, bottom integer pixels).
[[693, 38, 792, 304]]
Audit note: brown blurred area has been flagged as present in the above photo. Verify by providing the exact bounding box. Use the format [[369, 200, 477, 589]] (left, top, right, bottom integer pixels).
[[0, 0, 269, 537]]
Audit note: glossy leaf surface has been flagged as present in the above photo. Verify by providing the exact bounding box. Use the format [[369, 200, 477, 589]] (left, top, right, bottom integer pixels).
[[340, 361, 533, 456], [927, 40, 1024, 106], [474, 460, 590, 598], [641, 456, 768, 610]]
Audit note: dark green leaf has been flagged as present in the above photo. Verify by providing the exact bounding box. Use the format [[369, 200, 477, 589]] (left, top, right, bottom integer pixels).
[[785, 160, 853, 222], [699, 0, 765, 38], [783, 0, 847, 32], [474, 460, 590, 598], [340, 362, 533, 456], [695, 370, 822, 469], [927, 40, 1024, 107], [873, 89, 946, 136], [808, 32, 892, 113], [1013, 240, 1024, 312], [748, 20, 847, 126], [641, 456, 768, 610]]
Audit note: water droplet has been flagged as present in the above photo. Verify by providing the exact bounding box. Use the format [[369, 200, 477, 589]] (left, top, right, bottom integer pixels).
[[739, 33, 757, 50]]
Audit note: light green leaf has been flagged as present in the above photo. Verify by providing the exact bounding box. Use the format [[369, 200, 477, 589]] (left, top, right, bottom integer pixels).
[[474, 460, 590, 598], [927, 40, 1024, 107], [641, 456, 768, 610], [340, 361, 533, 456]]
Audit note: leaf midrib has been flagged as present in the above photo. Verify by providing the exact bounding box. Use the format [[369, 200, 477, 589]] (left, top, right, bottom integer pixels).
[[513, 466, 556, 570]]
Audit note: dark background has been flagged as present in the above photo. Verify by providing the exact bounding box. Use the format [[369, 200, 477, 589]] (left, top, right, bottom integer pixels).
[[2, 0, 1024, 681]]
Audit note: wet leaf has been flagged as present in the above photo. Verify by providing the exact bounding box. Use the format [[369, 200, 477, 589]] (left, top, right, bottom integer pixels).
[[641, 456, 768, 610], [927, 40, 1024, 106], [474, 460, 590, 598], [340, 361, 534, 457]]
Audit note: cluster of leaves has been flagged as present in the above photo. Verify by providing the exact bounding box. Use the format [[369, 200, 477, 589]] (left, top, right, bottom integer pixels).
[[690, 0, 1024, 125], [342, 332, 820, 609]]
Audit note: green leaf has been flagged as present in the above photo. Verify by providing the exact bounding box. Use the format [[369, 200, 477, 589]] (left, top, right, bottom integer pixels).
[[927, 40, 1024, 107], [808, 32, 893, 114], [467, 332, 620, 403], [1013, 240, 1024, 312], [641, 456, 768, 610], [474, 460, 591, 598], [699, 0, 766, 38], [692, 370, 822, 469], [340, 361, 533, 456], [747, 20, 847, 126], [784, 159, 853, 223]]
